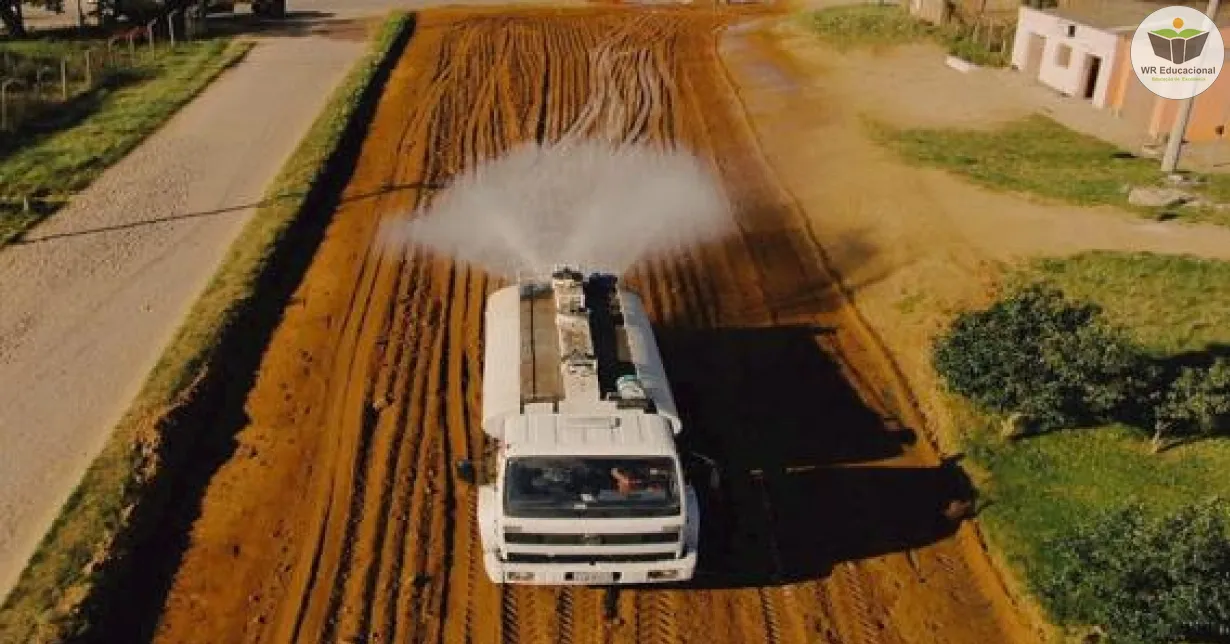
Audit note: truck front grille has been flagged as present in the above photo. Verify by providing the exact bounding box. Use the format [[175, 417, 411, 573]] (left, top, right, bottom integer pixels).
[[504, 552, 677, 564], [504, 531, 679, 546]]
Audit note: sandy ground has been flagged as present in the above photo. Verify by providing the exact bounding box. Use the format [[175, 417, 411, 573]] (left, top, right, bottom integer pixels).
[[728, 23, 1230, 451], [147, 7, 1037, 644], [0, 31, 366, 601]]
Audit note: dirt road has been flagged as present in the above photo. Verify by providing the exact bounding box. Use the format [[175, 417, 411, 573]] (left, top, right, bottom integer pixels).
[[151, 8, 1038, 643], [0, 33, 365, 602]]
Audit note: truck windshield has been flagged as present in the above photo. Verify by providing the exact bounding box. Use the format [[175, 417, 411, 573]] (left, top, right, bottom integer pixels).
[[504, 456, 680, 518]]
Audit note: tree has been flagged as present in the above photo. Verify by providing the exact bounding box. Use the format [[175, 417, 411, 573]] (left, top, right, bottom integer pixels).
[[932, 284, 1154, 432], [1151, 357, 1230, 452], [1040, 500, 1230, 644], [1, 0, 26, 37]]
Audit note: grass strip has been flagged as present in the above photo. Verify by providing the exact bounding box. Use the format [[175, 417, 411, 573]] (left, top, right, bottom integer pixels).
[[959, 251, 1230, 639], [0, 39, 252, 246], [874, 114, 1230, 226], [797, 5, 1010, 66], [0, 13, 412, 643]]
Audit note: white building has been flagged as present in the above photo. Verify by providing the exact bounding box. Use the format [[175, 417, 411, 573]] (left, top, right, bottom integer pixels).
[[1011, 5, 1126, 107]]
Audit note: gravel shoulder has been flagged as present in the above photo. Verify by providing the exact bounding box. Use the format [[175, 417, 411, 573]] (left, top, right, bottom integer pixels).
[[0, 29, 366, 601]]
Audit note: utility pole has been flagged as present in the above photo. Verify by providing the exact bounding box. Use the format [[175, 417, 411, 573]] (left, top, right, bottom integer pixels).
[[1161, 0, 1222, 172]]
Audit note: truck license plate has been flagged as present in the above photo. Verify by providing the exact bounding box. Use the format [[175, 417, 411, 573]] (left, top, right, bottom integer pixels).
[[572, 571, 615, 584]]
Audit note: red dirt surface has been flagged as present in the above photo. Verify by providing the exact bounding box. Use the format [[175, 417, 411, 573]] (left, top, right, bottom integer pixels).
[[152, 7, 1040, 643]]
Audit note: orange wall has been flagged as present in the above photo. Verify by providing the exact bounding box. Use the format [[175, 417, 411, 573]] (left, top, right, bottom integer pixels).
[[1152, 64, 1230, 141], [1105, 34, 1134, 112], [1107, 27, 1230, 142]]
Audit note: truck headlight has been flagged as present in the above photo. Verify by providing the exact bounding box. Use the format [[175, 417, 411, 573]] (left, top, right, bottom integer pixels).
[[648, 570, 680, 581], [507, 571, 535, 582]]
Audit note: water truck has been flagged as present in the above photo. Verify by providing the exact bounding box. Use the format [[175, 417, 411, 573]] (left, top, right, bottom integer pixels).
[[456, 267, 716, 586]]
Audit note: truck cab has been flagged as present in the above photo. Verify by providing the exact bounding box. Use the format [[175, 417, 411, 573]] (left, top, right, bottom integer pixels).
[[470, 267, 703, 585]]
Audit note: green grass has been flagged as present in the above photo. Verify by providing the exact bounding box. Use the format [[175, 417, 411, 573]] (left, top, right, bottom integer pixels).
[[797, 5, 1009, 65], [797, 5, 938, 51], [0, 38, 98, 68], [0, 13, 412, 643], [876, 114, 1230, 226], [1025, 252, 1230, 356], [874, 114, 1160, 206], [960, 251, 1230, 634], [0, 39, 251, 245]]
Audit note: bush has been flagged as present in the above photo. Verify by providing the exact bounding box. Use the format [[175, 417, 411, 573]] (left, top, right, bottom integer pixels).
[[1153, 358, 1230, 446], [1039, 499, 1230, 643], [800, 5, 937, 51], [946, 35, 1010, 67], [933, 285, 1153, 431]]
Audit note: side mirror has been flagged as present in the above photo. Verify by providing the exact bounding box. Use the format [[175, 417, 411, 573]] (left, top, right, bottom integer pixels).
[[455, 459, 476, 485], [686, 452, 721, 492]]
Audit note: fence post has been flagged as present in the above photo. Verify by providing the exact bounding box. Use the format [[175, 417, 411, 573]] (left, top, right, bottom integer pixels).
[[168, 10, 178, 47], [35, 67, 51, 98], [60, 58, 69, 100], [1, 79, 27, 132], [84, 50, 93, 87], [147, 20, 157, 49]]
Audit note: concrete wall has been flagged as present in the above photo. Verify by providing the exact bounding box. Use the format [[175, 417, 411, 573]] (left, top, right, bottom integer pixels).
[[1011, 6, 1122, 107]]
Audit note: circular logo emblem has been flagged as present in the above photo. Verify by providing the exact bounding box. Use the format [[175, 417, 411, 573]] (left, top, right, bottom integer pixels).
[[1132, 6, 1224, 99]]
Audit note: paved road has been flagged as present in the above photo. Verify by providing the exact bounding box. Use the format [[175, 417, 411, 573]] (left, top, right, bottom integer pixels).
[[0, 30, 365, 601]]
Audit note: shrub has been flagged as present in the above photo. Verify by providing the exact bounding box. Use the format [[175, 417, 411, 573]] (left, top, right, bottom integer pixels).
[[933, 285, 1153, 431], [1152, 358, 1230, 449], [946, 35, 1010, 67], [1039, 499, 1230, 643], [801, 5, 937, 51]]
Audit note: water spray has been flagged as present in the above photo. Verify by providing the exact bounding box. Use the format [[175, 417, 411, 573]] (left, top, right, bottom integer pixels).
[[382, 140, 734, 278]]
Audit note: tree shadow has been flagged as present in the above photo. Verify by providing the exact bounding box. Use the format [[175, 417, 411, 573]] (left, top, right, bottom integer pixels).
[[704, 218, 893, 327], [199, 11, 370, 41], [654, 324, 973, 589], [10, 181, 443, 245], [61, 15, 416, 644], [1154, 343, 1230, 375]]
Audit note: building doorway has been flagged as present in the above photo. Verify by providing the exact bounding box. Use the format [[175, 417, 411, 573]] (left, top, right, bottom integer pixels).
[[1024, 33, 1045, 77], [1083, 55, 1103, 100]]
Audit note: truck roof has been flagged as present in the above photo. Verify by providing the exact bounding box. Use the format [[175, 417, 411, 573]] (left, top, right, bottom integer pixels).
[[502, 412, 678, 458], [481, 268, 681, 442]]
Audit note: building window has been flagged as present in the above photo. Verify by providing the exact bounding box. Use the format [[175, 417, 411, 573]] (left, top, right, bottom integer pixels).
[[1055, 44, 1072, 68]]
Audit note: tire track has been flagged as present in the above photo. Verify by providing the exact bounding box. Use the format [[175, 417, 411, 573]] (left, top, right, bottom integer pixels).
[[152, 8, 1035, 644]]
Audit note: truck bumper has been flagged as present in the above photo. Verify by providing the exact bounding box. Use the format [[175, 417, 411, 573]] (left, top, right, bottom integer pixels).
[[482, 551, 697, 585]]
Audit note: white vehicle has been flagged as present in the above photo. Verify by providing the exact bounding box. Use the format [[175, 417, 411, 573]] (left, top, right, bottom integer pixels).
[[458, 267, 716, 586]]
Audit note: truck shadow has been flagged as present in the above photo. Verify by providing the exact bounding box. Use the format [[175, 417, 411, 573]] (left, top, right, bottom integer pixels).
[[656, 324, 974, 589]]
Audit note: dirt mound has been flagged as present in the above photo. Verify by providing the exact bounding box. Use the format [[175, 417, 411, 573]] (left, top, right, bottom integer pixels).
[[147, 8, 1034, 644]]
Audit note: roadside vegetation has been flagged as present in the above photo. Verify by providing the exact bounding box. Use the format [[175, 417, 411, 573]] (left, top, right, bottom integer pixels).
[[935, 251, 1230, 642], [0, 13, 412, 642], [0, 38, 250, 245], [874, 114, 1230, 226], [798, 4, 1009, 66]]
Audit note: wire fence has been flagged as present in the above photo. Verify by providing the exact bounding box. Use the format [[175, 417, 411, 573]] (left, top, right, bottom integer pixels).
[[0, 8, 205, 137]]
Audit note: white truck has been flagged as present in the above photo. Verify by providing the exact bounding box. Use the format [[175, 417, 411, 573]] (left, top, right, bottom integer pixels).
[[457, 267, 715, 586]]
